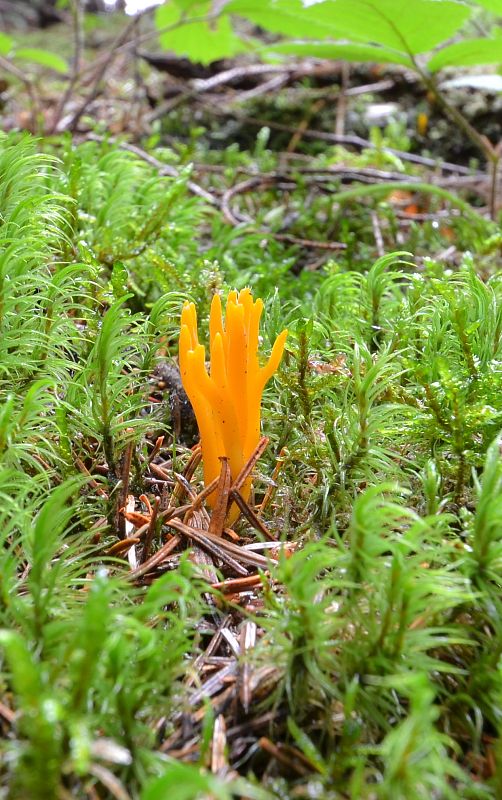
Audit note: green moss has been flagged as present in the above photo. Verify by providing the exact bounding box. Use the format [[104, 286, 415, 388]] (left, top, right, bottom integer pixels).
[[0, 132, 499, 800]]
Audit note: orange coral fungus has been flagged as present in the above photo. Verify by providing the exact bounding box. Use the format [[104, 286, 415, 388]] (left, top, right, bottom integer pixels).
[[179, 289, 288, 525]]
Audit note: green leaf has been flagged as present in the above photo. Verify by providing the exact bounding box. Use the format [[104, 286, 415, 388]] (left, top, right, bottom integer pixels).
[[155, 1, 244, 64], [0, 629, 43, 708], [428, 38, 502, 71], [28, 476, 87, 611], [471, 433, 502, 574], [226, 0, 346, 38], [13, 48, 68, 74], [262, 40, 413, 67], [228, 0, 472, 55], [0, 32, 13, 56]]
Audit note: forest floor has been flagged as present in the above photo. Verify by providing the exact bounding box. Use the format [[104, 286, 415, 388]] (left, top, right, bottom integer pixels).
[[0, 5, 501, 800]]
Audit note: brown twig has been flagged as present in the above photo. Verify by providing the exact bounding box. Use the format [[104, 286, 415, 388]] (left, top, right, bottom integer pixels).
[[191, 475, 221, 511], [267, 232, 347, 250], [208, 458, 232, 537], [167, 518, 249, 576], [174, 471, 199, 503], [107, 536, 141, 557], [234, 74, 290, 103], [0, 53, 40, 131], [371, 210, 385, 258], [258, 737, 310, 776], [488, 145, 501, 220], [221, 176, 273, 224], [193, 62, 341, 94], [74, 457, 108, 498], [127, 534, 181, 581], [208, 530, 280, 570], [169, 446, 202, 506], [140, 496, 160, 565], [149, 462, 172, 481], [203, 105, 482, 176], [288, 97, 327, 153], [335, 62, 350, 138], [60, 10, 224, 134], [258, 448, 287, 517], [229, 489, 275, 539], [102, 138, 218, 206], [230, 437, 270, 495], [168, 517, 279, 571], [65, 14, 140, 132], [88, 763, 132, 800], [0, 700, 15, 725], [211, 574, 267, 593], [147, 436, 165, 464], [50, 0, 84, 133]]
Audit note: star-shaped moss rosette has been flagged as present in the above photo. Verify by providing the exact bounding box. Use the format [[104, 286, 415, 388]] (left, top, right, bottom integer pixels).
[[179, 289, 288, 527]]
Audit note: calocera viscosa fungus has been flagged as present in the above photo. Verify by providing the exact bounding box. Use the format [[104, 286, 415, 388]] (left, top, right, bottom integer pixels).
[[179, 289, 287, 526]]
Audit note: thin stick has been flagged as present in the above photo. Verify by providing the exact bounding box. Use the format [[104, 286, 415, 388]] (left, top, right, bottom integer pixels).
[[0, 54, 40, 131], [330, 181, 492, 224], [147, 436, 164, 464], [191, 475, 221, 509], [371, 210, 385, 258], [127, 535, 181, 581], [204, 108, 481, 176], [211, 574, 267, 593], [208, 458, 231, 537], [188, 662, 237, 707], [193, 62, 336, 93], [488, 153, 501, 221], [50, 0, 84, 133], [335, 62, 350, 138], [66, 14, 140, 132], [258, 448, 287, 516], [258, 737, 310, 776], [167, 518, 249, 576], [189, 528, 279, 570], [268, 232, 347, 250], [141, 496, 160, 565], [86, 136, 218, 207], [231, 437, 269, 494], [107, 536, 141, 556], [229, 489, 276, 539], [74, 457, 108, 498], [0, 700, 15, 725]]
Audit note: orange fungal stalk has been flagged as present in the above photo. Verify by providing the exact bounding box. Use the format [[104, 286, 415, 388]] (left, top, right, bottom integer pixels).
[[179, 289, 288, 526]]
